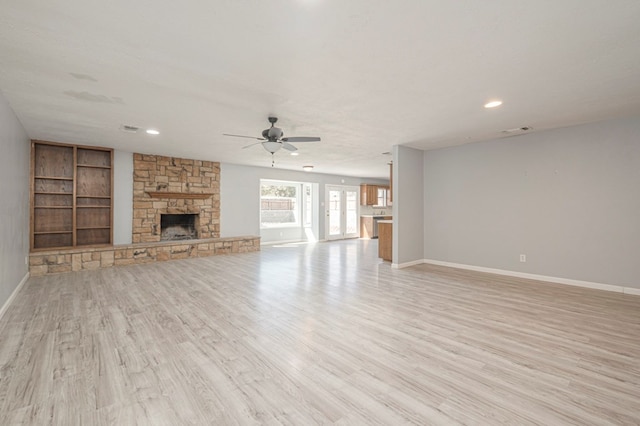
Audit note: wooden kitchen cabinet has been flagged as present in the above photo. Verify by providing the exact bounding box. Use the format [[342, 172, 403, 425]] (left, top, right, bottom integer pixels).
[[361, 184, 391, 206], [31, 140, 113, 250], [378, 221, 392, 261], [360, 184, 379, 205]]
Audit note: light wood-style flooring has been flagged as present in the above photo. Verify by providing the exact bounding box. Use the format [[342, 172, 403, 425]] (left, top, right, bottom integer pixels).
[[1, 239, 639, 425]]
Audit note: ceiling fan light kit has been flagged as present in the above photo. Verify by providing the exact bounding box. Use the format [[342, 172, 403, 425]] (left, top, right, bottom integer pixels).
[[223, 116, 321, 158], [262, 141, 282, 154]]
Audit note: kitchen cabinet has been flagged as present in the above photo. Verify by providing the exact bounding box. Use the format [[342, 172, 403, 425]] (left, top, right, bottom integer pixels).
[[378, 220, 392, 261], [360, 215, 392, 239], [360, 184, 390, 206], [31, 140, 113, 250], [360, 184, 379, 205]]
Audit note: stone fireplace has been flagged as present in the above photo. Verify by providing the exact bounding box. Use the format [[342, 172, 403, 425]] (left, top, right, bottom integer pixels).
[[132, 154, 220, 243], [161, 213, 198, 241]]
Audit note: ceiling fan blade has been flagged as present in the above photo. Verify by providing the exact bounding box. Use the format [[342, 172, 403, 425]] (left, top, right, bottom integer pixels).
[[282, 142, 298, 152], [281, 136, 321, 142], [242, 142, 262, 149], [223, 133, 265, 140]]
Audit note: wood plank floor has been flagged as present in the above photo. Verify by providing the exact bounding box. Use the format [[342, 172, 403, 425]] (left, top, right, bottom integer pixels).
[[1, 239, 639, 425]]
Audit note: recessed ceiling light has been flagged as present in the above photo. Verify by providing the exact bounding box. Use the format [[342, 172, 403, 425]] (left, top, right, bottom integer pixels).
[[146, 129, 160, 135], [302, 165, 314, 171], [290, 152, 299, 156], [484, 100, 503, 108]]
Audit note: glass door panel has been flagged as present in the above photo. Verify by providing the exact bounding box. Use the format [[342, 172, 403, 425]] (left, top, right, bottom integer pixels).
[[345, 189, 359, 237], [328, 189, 342, 239], [326, 185, 360, 240]]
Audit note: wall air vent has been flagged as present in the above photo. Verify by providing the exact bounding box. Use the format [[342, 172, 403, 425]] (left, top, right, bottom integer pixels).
[[501, 126, 532, 135], [121, 124, 140, 133]]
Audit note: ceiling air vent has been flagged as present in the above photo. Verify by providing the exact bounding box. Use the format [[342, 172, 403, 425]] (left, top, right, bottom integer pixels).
[[501, 126, 532, 135], [121, 124, 140, 133]]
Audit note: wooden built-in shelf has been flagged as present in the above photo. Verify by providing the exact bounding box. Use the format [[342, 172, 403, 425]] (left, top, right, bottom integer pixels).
[[31, 141, 113, 250], [146, 191, 213, 199]]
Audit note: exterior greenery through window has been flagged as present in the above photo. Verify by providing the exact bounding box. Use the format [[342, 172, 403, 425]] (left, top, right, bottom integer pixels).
[[260, 181, 300, 228]]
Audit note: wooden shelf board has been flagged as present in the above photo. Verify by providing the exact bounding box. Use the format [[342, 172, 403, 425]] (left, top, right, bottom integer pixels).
[[77, 226, 110, 230], [34, 191, 73, 195], [77, 205, 111, 209], [146, 191, 213, 199], [34, 206, 72, 209], [34, 176, 73, 181], [77, 164, 111, 169], [34, 231, 72, 235], [76, 195, 111, 199]]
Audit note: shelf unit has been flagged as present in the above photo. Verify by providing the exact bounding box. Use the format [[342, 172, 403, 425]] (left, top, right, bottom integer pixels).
[[31, 141, 113, 250]]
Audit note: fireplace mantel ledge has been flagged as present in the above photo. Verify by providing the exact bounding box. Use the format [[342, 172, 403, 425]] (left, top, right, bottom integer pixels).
[[146, 191, 213, 199]]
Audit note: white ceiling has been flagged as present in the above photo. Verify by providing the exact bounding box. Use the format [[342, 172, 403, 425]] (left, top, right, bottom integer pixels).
[[1, 1, 639, 178]]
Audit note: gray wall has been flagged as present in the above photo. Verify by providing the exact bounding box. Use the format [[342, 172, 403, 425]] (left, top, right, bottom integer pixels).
[[393, 145, 424, 265], [113, 150, 133, 244], [0, 93, 30, 309], [220, 162, 388, 242], [423, 115, 640, 288]]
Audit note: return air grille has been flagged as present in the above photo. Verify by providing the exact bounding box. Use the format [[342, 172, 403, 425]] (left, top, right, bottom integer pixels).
[[501, 126, 532, 134], [121, 124, 140, 133]]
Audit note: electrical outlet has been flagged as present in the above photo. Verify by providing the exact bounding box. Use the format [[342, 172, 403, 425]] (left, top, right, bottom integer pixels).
[[520, 254, 526, 263]]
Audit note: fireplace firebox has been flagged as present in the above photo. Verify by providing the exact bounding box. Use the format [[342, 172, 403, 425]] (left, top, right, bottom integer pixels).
[[160, 214, 198, 241]]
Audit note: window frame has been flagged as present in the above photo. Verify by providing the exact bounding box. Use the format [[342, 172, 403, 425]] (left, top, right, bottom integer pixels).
[[260, 180, 302, 229]]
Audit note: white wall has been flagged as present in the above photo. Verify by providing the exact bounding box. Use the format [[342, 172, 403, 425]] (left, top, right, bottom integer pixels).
[[423, 115, 640, 289], [393, 145, 424, 266], [113, 150, 133, 244], [0, 93, 30, 310], [220, 163, 388, 242]]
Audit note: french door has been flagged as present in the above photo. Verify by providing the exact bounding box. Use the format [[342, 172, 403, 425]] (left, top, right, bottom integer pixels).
[[326, 185, 359, 240]]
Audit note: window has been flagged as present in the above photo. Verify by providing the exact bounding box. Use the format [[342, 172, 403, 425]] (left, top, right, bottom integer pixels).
[[260, 181, 300, 228], [377, 187, 388, 207]]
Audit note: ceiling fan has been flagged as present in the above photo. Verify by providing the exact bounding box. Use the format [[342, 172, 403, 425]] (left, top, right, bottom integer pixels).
[[223, 117, 321, 155]]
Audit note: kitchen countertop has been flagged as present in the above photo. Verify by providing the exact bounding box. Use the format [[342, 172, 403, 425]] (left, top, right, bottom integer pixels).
[[360, 215, 392, 218]]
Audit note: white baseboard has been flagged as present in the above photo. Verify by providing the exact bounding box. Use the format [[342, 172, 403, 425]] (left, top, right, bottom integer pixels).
[[625, 287, 640, 296], [421, 259, 639, 296], [0, 272, 29, 321], [261, 239, 306, 246], [392, 259, 425, 269]]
